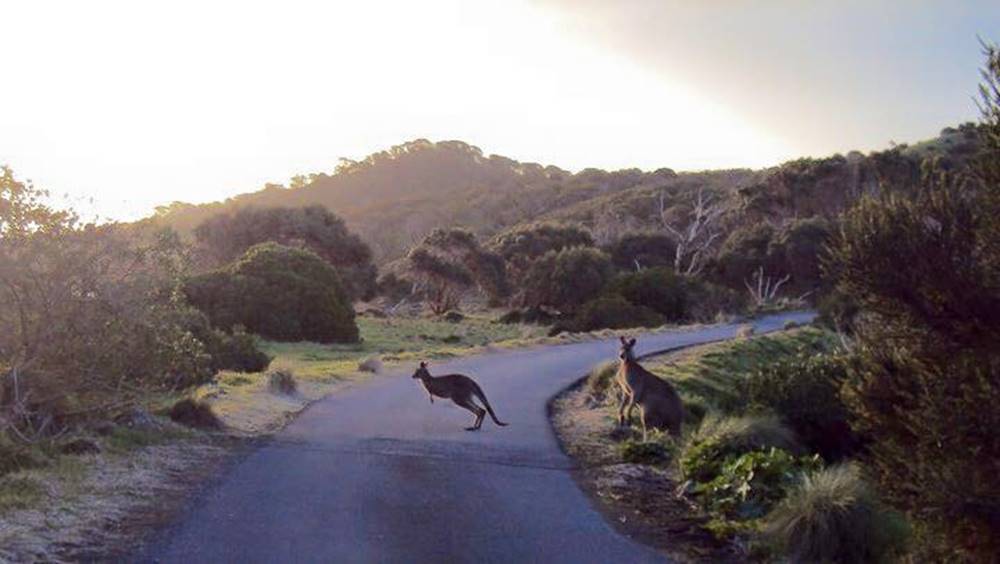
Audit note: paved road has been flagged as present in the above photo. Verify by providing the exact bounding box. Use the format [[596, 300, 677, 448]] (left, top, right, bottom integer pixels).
[[137, 311, 814, 564]]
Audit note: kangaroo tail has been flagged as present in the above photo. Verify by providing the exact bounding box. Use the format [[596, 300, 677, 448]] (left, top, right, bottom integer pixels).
[[472, 382, 508, 426]]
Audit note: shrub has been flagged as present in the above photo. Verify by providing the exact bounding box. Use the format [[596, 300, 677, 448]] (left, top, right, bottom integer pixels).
[[522, 247, 614, 313], [696, 447, 822, 519], [605, 232, 676, 271], [185, 242, 359, 343], [375, 272, 413, 303], [685, 279, 747, 321], [497, 307, 556, 325], [583, 361, 619, 400], [442, 310, 465, 323], [765, 464, 910, 563], [267, 369, 297, 395], [607, 267, 688, 321], [620, 437, 671, 465], [825, 51, 1000, 557], [558, 295, 663, 333], [0, 474, 47, 512], [490, 222, 594, 281], [680, 414, 799, 483], [168, 399, 223, 430], [358, 357, 383, 373], [194, 205, 377, 300], [206, 328, 272, 373], [0, 434, 48, 477], [746, 353, 857, 460]]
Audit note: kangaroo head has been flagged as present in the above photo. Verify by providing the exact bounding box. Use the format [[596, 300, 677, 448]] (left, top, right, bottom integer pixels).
[[413, 361, 431, 379], [619, 336, 637, 362]]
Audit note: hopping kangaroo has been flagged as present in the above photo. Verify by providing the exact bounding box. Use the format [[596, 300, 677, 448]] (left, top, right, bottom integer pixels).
[[412, 362, 509, 431], [616, 336, 684, 438]]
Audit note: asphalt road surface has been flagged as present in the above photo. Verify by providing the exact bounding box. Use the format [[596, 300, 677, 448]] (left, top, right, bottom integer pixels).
[[137, 311, 815, 564]]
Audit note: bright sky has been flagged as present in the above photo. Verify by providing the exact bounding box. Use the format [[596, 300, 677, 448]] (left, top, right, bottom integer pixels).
[[1, 0, 997, 221]]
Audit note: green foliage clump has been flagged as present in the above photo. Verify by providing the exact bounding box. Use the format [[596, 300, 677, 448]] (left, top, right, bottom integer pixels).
[[583, 361, 619, 400], [605, 232, 676, 271], [620, 437, 671, 465], [680, 415, 799, 483], [407, 228, 509, 312], [746, 353, 857, 460], [0, 474, 47, 512], [607, 267, 688, 321], [207, 329, 272, 373], [522, 247, 614, 313], [490, 222, 594, 281], [819, 45, 1000, 559], [185, 242, 359, 343], [194, 205, 377, 300], [695, 447, 822, 520], [765, 464, 910, 563], [0, 434, 48, 477], [556, 295, 663, 334]]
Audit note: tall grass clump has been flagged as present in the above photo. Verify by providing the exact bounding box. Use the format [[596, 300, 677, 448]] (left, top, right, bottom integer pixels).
[[680, 414, 799, 482], [268, 368, 298, 395], [583, 360, 619, 400], [765, 463, 909, 563]]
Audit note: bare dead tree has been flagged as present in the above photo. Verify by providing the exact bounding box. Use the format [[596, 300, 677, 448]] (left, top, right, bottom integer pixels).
[[657, 188, 725, 276], [743, 266, 791, 307]]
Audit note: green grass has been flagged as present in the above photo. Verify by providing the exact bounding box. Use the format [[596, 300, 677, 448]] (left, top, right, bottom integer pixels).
[[0, 474, 46, 512], [259, 314, 548, 381], [645, 327, 839, 413], [105, 426, 192, 453]]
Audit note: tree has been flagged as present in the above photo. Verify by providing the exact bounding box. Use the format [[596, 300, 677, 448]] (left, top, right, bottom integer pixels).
[[194, 205, 377, 300], [185, 243, 359, 343], [522, 247, 614, 313], [490, 223, 594, 281], [1, 168, 222, 440], [606, 232, 677, 272], [825, 44, 1000, 560], [407, 228, 509, 311], [657, 188, 725, 276]]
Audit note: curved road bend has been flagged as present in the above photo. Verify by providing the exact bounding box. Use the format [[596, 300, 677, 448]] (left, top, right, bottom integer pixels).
[[137, 311, 814, 564]]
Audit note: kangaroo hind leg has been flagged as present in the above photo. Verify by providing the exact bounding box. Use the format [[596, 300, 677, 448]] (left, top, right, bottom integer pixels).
[[455, 397, 485, 431]]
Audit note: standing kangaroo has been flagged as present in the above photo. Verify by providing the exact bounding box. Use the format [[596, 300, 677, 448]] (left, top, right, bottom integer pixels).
[[412, 362, 509, 431], [616, 336, 684, 438]]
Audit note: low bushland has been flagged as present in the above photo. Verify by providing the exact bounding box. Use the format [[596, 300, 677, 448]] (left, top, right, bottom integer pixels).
[[765, 464, 910, 562]]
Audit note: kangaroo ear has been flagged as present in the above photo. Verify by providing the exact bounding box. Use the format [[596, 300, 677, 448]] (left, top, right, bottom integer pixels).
[[419, 361, 427, 368], [628, 338, 637, 347], [619, 335, 628, 344]]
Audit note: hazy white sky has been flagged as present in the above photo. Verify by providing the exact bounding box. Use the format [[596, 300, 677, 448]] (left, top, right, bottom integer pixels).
[[1, 0, 997, 220]]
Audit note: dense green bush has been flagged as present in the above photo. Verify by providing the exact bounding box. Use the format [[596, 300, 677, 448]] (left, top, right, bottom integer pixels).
[[746, 353, 857, 460], [680, 415, 800, 483], [765, 464, 910, 563], [828, 116, 1000, 556], [607, 267, 688, 321], [684, 278, 747, 321], [207, 329, 272, 373], [695, 447, 822, 519], [522, 247, 614, 313], [185, 243, 359, 343], [194, 205, 377, 300], [605, 232, 677, 271], [555, 295, 663, 334], [490, 222, 594, 280]]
